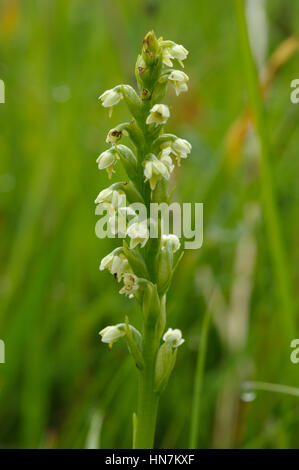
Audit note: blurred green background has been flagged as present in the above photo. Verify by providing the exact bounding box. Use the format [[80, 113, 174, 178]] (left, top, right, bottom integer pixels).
[[0, 0, 298, 449]]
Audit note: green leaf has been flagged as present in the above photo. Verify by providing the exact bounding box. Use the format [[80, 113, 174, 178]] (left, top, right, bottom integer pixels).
[[154, 342, 177, 394], [122, 240, 149, 278], [156, 246, 173, 296], [125, 316, 144, 370], [116, 145, 138, 182]]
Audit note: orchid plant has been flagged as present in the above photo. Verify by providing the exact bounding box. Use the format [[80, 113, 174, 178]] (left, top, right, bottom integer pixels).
[[96, 31, 191, 448]]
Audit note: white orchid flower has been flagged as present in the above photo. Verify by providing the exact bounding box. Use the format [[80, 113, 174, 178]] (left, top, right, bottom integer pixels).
[[169, 44, 189, 67], [161, 138, 192, 166], [160, 153, 174, 176], [109, 206, 136, 236], [143, 156, 172, 190], [95, 189, 127, 232], [99, 322, 142, 351], [106, 128, 129, 144], [160, 41, 189, 68], [100, 249, 129, 282], [99, 323, 126, 346], [127, 221, 149, 249], [94, 187, 125, 205], [99, 87, 123, 117], [146, 104, 170, 126], [172, 138, 192, 164], [96, 149, 117, 179], [119, 273, 139, 298], [163, 328, 185, 348], [168, 70, 189, 96]]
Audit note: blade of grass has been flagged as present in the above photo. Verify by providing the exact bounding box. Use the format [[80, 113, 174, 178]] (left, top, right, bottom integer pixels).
[[189, 307, 211, 449], [234, 0, 295, 338], [243, 381, 299, 398]]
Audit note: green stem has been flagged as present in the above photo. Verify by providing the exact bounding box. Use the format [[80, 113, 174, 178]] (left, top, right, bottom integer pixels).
[[234, 0, 295, 338], [133, 76, 166, 449], [189, 308, 211, 449], [134, 329, 159, 448]]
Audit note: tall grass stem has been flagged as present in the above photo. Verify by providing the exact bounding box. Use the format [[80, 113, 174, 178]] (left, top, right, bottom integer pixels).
[[234, 0, 295, 338]]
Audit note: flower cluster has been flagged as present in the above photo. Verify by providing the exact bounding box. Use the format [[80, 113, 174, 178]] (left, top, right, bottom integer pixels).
[[95, 32, 190, 443]]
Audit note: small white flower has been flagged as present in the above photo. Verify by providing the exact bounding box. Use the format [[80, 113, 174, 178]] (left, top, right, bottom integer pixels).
[[109, 206, 136, 236], [100, 250, 129, 282], [162, 234, 181, 253], [161, 138, 192, 166], [99, 322, 142, 350], [99, 251, 114, 271], [172, 138, 192, 163], [169, 44, 189, 67], [162, 43, 189, 68], [106, 128, 128, 144], [95, 187, 113, 204], [143, 157, 172, 191], [96, 149, 117, 179], [99, 323, 126, 346], [119, 273, 139, 298], [163, 328, 185, 348], [99, 195, 128, 235], [168, 70, 189, 96], [161, 48, 174, 67], [127, 221, 149, 249], [146, 104, 170, 126], [95, 187, 124, 205], [160, 153, 174, 175], [99, 87, 122, 108]]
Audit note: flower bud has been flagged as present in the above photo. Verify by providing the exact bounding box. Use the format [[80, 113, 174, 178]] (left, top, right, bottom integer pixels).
[[155, 342, 176, 393], [124, 317, 144, 369], [156, 244, 173, 295], [162, 234, 181, 253], [142, 283, 164, 337], [142, 31, 160, 65], [135, 54, 151, 89]]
